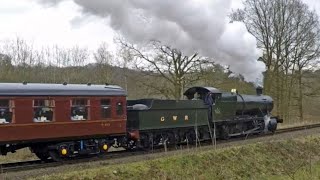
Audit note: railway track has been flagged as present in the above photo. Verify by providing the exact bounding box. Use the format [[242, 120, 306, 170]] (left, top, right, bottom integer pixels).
[[2, 123, 320, 173], [276, 123, 320, 133], [0, 150, 146, 173]]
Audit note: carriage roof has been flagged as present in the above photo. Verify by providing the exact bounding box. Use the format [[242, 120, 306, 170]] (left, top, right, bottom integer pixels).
[[0, 83, 126, 96]]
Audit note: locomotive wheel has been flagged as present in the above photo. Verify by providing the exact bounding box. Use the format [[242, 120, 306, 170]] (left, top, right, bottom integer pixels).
[[220, 125, 230, 140], [139, 134, 152, 150], [186, 131, 196, 144], [167, 132, 176, 146]]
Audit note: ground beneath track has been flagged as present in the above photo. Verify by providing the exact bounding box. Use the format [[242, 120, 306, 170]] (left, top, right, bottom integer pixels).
[[1, 126, 320, 180]]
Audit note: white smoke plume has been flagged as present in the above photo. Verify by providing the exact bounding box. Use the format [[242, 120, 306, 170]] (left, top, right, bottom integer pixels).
[[37, 0, 265, 83]]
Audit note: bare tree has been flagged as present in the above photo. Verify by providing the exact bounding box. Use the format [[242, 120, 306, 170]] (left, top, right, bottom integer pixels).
[[1, 37, 38, 81], [116, 45, 135, 92], [117, 38, 210, 100], [0, 54, 13, 82], [231, 0, 320, 122], [70, 46, 89, 67], [93, 42, 114, 84]]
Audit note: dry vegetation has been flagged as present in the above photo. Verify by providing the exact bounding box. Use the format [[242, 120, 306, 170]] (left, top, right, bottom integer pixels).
[[0, 148, 36, 163], [26, 135, 320, 180]]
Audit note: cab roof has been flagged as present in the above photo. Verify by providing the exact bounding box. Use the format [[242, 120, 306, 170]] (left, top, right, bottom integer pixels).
[[184, 86, 221, 99]]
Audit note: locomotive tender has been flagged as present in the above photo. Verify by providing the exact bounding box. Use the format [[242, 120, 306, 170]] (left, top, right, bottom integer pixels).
[[0, 83, 282, 161]]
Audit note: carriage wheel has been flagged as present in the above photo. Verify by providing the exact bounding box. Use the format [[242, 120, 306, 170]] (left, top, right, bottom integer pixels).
[[35, 152, 50, 162], [48, 150, 66, 162]]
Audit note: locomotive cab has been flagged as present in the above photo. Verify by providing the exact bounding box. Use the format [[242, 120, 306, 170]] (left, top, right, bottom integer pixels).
[[183, 86, 221, 104], [184, 86, 222, 123]]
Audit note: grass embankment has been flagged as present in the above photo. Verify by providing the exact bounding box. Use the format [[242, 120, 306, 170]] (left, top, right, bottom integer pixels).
[[33, 135, 320, 180]]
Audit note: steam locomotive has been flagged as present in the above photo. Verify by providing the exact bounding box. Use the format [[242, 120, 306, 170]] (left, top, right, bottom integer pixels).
[[0, 83, 282, 161], [126, 86, 282, 149]]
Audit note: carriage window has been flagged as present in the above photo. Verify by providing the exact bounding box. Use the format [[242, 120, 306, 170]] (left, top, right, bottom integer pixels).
[[116, 102, 123, 115], [71, 99, 88, 121], [33, 99, 54, 122], [101, 99, 111, 119], [0, 99, 13, 124]]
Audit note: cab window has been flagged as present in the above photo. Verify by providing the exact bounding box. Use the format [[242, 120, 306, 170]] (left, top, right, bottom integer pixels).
[[33, 99, 54, 122], [101, 99, 111, 119], [71, 99, 89, 120], [0, 99, 13, 124]]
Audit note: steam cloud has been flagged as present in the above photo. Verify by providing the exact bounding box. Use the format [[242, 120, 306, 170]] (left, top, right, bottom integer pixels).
[[38, 0, 265, 83]]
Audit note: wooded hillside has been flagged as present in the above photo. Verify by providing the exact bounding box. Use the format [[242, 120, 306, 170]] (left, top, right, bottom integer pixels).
[[1, 0, 320, 125]]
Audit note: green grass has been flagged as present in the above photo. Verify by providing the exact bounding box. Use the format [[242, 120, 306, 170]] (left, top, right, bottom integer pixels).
[[30, 135, 320, 180]]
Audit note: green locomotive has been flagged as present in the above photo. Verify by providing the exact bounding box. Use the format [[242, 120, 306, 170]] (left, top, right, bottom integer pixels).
[[127, 86, 282, 149]]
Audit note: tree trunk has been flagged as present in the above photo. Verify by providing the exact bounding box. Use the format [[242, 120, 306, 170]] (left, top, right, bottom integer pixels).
[[298, 71, 303, 122]]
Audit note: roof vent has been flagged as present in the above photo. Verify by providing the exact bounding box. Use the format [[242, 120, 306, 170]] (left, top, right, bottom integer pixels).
[[22, 81, 27, 85], [87, 83, 92, 86], [63, 82, 67, 85]]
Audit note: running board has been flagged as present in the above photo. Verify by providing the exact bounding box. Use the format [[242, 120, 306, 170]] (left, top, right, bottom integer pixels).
[[228, 127, 261, 137]]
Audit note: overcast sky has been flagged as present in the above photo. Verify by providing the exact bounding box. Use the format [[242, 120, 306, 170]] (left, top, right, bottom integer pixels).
[[0, 0, 319, 51]]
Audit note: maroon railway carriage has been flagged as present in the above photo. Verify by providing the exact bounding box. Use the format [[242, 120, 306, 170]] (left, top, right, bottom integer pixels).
[[0, 83, 127, 161]]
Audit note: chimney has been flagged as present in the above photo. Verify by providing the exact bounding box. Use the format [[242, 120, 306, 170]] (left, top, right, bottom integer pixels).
[[256, 86, 263, 96]]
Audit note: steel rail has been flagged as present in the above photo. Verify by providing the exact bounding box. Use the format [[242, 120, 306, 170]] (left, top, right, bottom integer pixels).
[[2, 123, 320, 173]]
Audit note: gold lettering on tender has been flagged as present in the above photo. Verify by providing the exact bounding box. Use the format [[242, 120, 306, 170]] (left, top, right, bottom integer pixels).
[[185, 115, 189, 121], [160, 117, 165, 122], [173, 116, 177, 121]]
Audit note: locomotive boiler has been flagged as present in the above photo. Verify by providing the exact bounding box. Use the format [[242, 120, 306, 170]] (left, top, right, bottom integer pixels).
[[184, 86, 282, 138]]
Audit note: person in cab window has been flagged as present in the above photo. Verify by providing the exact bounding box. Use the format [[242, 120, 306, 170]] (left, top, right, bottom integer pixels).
[[192, 92, 201, 100], [205, 93, 215, 106]]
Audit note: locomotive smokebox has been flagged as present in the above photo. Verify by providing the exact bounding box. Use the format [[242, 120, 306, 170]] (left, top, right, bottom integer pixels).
[[256, 86, 263, 96]]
